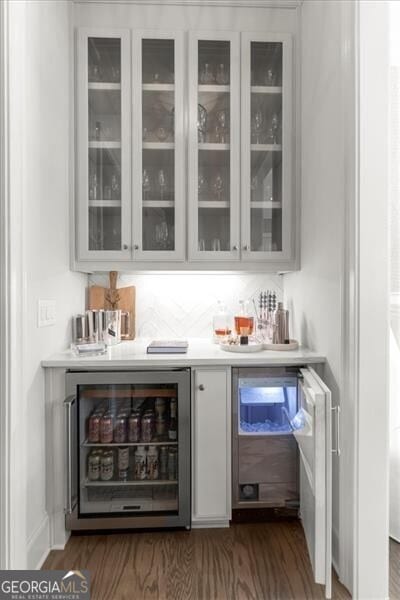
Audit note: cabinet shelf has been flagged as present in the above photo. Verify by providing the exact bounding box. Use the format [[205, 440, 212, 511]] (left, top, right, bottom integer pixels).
[[142, 83, 174, 91], [198, 84, 230, 93], [82, 440, 178, 448], [251, 201, 282, 209], [198, 143, 230, 151], [198, 201, 230, 209], [143, 142, 175, 150], [251, 144, 282, 152], [88, 82, 121, 91], [83, 479, 178, 487], [142, 200, 175, 208], [89, 141, 121, 149], [251, 85, 282, 94], [89, 200, 121, 208]]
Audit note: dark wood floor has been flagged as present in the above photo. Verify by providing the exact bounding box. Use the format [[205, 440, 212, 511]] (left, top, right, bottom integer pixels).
[[43, 521, 351, 600]]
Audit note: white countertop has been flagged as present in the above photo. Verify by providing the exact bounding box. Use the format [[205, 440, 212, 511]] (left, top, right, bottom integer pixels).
[[41, 338, 325, 368]]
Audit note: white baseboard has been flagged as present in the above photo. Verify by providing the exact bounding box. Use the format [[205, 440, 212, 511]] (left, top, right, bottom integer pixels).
[[191, 519, 230, 529], [27, 515, 50, 570]]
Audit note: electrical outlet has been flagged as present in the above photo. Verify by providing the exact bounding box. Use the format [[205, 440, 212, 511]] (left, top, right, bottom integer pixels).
[[38, 300, 56, 327]]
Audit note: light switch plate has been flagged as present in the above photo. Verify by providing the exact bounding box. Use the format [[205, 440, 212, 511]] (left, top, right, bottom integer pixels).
[[38, 300, 56, 327]]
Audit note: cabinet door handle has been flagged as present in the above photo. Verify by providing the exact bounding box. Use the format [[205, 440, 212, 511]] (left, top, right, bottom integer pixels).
[[232, 245, 238, 251], [198, 384, 205, 391], [243, 245, 249, 251], [134, 244, 139, 250], [122, 244, 129, 250], [332, 405, 341, 456]]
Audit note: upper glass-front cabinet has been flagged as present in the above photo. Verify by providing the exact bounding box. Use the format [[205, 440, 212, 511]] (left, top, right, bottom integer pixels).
[[241, 33, 293, 262], [133, 32, 185, 261], [188, 32, 240, 261], [77, 30, 131, 260]]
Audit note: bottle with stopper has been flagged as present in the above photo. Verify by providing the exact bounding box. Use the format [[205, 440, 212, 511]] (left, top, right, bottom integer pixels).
[[212, 301, 232, 343]]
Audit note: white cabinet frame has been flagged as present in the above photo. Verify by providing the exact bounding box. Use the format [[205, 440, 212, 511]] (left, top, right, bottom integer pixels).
[[188, 31, 240, 262], [241, 32, 293, 263], [76, 28, 132, 261], [132, 30, 185, 261]]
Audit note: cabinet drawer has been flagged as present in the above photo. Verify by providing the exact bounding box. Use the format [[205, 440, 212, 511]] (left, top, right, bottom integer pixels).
[[238, 435, 297, 484]]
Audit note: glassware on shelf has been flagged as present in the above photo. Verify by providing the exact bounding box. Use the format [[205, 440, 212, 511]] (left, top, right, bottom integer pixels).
[[198, 170, 208, 197], [142, 126, 149, 141], [111, 174, 120, 200], [264, 182, 273, 202], [215, 63, 229, 85], [212, 173, 224, 202], [251, 109, 265, 144], [142, 169, 151, 200], [104, 185, 112, 201], [266, 113, 280, 144], [156, 126, 169, 142], [215, 110, 228, 144], [89, 173, 99, 201], [264, 68, 275, 86], [199, 63, 214, 84], [158, 169, 167, 200], [111, 66, 120, 83], [95, 121, 101, 141], [212, 238, 221, 252], [251, 175, 258, 201], [153, 72, 160, 83], [197, 104, 208, 143], [155, 221, 169, 249], [198, 238, 206, 251], [89, 64, 102, 82]]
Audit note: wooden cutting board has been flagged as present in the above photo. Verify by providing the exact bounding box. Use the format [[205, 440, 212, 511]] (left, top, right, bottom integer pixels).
[[88, 271, 136, 340]]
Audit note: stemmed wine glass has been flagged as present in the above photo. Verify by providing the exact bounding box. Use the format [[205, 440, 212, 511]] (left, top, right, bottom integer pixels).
[[212, 173, 224, 202], [158, 169, 167, 201], [251, 109, 264, 144], [215, 110, 228, 144], [142, 169, 151, 200]]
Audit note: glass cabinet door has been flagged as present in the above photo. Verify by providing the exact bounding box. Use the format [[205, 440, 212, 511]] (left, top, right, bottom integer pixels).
[[241, 33, 293, 262], [77, 30, 131, 260], [188, 33, 240, 261], [133, 33, 184, 261]]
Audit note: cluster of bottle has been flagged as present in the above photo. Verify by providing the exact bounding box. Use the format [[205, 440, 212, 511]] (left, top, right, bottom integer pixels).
[[87, 445, 178, 482], [87, 397, 177, 444]]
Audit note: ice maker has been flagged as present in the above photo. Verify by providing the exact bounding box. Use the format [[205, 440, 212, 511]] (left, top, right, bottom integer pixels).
[[232, 367, 300, 509]]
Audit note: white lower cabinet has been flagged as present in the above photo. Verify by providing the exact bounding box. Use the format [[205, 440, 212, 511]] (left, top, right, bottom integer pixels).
[[191, 367, 231, 527]]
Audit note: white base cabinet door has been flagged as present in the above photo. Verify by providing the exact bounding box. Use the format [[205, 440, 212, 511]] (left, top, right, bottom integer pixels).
[[192, 368, 231, 527]]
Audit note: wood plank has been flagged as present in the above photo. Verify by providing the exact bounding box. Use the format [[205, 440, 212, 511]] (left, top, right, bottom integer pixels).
[[42, 522, 351, 600]]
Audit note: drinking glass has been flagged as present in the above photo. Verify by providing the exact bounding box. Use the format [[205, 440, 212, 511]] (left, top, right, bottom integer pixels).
[[198, 170, 208, 197], [251, 175, 258, 201], [156, 126, 168, 142], [215, 110, 228, 144], [143, 169, 151, 200], [198, 238, 206, 251], [104, 185, 112, 201], [251, 110, 264, 144], [200, 63, 214, 84], [103, 310, 121, 346], [212, 238, 221, 251], [198, 104, 208, 143], [158, 169, 167, 200], [264, 68, 275, 86], [215, 63, 229, 85], [111, 174, 120, 200], [212, 173, 224, 202]]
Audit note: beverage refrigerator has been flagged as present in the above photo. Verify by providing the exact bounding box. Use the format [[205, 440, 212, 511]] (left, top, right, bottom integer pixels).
[[64, 369, 191, 530]]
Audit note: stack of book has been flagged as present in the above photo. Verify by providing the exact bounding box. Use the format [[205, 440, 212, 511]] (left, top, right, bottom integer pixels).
[[146, 340, 189, 354]]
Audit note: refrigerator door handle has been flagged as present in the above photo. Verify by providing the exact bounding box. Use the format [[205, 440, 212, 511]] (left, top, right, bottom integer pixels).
[[64, 395, 76, 515], [331, 405, 341, 456]]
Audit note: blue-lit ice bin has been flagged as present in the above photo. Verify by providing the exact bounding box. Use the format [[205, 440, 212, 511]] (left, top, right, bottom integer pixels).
[[239, 376, 297, 434], [232, 368, 300, 509]]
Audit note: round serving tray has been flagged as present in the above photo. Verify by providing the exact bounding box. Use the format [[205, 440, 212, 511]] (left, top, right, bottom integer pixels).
[[263, 340, 299, 351], [219, 342, 264, 353]]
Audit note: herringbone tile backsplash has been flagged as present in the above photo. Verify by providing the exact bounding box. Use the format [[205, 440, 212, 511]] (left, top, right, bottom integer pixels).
[[89, 273, 283, 338]]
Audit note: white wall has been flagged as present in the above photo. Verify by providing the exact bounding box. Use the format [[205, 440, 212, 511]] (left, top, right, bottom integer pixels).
[[283, 0, 347, 588], [8, 0, 86, 569]]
